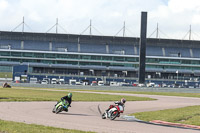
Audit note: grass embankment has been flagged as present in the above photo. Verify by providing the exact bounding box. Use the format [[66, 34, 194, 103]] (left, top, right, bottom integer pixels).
[[122, 91, 200, 98], [16, 86, 200, 98], [66, 89, 200, 98], [131, 105, 200, 126], [0, 87, 155, 102], [0, 119, 94, 133]]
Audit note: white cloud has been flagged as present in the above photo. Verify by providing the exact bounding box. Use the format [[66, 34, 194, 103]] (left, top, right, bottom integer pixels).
[[0, 0, 200, 40], [0, 0, 8, 10]]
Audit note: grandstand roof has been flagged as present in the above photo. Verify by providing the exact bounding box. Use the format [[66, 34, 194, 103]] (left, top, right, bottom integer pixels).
[[1, 31, 200, 48]]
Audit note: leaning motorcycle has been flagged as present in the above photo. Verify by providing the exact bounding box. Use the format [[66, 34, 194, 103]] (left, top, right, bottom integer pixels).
[[102, 102, 124, 120], [52, 100, 70, 114]]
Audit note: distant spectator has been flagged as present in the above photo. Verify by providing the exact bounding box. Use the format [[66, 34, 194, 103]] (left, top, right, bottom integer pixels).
[[178, 52, 181, 57]]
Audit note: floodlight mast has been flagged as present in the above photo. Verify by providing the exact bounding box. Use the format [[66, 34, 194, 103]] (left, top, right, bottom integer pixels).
[[12, 16, 30, 32], [22, 16, 24, 33]]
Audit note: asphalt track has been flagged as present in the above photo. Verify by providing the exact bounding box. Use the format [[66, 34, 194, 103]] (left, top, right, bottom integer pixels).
[[1, 92, 200, 133]]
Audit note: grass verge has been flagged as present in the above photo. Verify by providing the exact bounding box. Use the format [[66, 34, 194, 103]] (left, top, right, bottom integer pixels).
[[131, 105, 200, 126], [0, 87, 155, 102], [0, 119, 94, 133], [14, 86, 200, 98]]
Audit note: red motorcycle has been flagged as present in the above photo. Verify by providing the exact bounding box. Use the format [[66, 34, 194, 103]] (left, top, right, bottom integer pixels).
[[102, 102, 124, 120]]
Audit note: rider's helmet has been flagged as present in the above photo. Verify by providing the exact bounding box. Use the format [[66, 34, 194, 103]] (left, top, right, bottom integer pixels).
[[121, 98, 126, 104], [68, 93, 72, 98]]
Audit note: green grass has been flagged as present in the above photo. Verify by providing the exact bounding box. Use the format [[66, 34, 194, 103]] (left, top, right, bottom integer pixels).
[[0, 87, 155, 102], [16, 86, 200, 98], [0, 72, 12, 78], [8, 86, 200, 100], [65, 89, 200, 98], [131, 105, 200, 126], [0, 119, 94, 133], [123, 91, 200, 98]]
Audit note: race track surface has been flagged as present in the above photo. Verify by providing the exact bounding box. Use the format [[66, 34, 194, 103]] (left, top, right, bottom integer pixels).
[[0, 92, 200, 133]]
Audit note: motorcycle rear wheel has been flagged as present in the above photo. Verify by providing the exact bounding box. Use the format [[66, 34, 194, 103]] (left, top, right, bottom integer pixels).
[[110, 111, 119, 120]]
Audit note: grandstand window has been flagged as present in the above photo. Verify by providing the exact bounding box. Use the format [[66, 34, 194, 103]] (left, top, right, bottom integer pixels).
[[0, 51, 10, 56], [191, 60, 199, 65], [11, 59, 21, 62], [41, 60, 55, 64], [147, 58, 159, 63], [157, 59, 168, 64], [11, 52, 21, 57], [45, 53, 56, 58], [34, 53, 44, 58], [22, 59, 36, 63], [133, 64, 139, 68], [181, 60, 191, 64], [56, 61, 67, 64], [124, 64, 133, 67], [80, 55, 91, 60], [79, 62, 89, 65], [90, 62, 101, 66], [0, 66, 12, 72], [68, 54, 78, 59], [146, 65, 163, 68], [125, 57, 138, 62], [0, 58, 9, 61], [23, 52, 33, 57], [102, 63, 110, 66], [146, 65, 155, 68], [110, 63, 124, 67], [194, 67, 200, 70], [113, 57, 124, 61], [169, 59, 181, 64], [91, 56, 101, 60], [57, 54, 68, 59], [169, 66, 180, 69], [102, 56, 112, 61], [67, 61, 78, 65]]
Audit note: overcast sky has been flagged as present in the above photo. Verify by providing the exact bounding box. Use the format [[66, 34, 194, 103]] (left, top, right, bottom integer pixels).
[[0, 0, 200, 40]]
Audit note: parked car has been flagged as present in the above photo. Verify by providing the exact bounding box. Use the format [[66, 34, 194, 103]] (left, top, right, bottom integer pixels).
[[98, 81, 104, 86], [138, 83, 146, 87], [41, 80, 48, 84], [51, 78, 57, 84], [162, 83, 167, 87], [146, 82, 155, 87], [91, 81, 98, 86]]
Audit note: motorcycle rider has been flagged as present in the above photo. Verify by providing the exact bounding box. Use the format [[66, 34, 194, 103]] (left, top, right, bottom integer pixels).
[[61, 92, 72, 107], [114, 98, 126, 106], [52, 93, 72, 113], [106, 98, 126, 113]]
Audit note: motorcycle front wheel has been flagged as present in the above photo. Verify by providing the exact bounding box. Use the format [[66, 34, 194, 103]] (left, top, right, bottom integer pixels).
[[52, 106, 56, 113], [102, 113, 106, 119], [55, 106, 63, 114], [110, 111, 119, 120]]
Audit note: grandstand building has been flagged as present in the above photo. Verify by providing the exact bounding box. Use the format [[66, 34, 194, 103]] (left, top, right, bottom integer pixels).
[[0, 31, 200, 83]]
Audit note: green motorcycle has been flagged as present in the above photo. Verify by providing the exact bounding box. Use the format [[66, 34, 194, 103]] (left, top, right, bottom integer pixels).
[[52, 100, 70, 114]]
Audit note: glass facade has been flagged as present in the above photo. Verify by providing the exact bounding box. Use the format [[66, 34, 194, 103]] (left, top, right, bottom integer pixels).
[[0, 66, 12, 72], [1, 50, 200, 69], [1, 49, 200, 78]]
